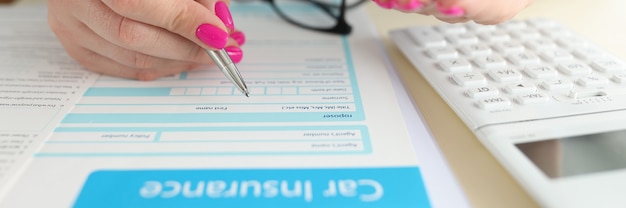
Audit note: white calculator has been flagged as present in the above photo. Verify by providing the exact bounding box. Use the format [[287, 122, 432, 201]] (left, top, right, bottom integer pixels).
[[390, 18, 626, 207]]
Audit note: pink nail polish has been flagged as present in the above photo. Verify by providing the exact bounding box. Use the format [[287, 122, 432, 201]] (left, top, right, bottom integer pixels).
[[215, 1, 235, 32], [437, 3, 465, 16], [373, 0, 395, 9], [230, 31, 246, 46], [398, 0, 423, 11], [196, 24, 228, 49], [225, 46, 243, 63]]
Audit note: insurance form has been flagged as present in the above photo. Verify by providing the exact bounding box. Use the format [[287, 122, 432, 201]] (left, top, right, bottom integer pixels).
[[0, 3, 467, 208]]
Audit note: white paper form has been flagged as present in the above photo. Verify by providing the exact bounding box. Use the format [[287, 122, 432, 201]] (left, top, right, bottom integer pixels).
[[0, 6, 98, 197], [1, 3, 466, 208]]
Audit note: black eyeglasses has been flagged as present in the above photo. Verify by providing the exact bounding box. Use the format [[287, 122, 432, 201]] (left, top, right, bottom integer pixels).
[[237, 0, 367, 35]]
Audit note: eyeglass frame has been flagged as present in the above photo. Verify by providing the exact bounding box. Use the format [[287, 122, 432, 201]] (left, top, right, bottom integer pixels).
[[245, 0, 368, 35]]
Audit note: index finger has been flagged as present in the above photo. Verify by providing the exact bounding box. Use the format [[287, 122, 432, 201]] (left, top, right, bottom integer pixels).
[[101, 0, 231, 50]]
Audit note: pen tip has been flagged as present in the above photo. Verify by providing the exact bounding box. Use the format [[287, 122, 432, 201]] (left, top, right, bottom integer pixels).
[[245, 92, 249, 97]]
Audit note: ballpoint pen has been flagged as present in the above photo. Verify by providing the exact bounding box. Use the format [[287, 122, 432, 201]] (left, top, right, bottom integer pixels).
[[206, 49, 249, 97]]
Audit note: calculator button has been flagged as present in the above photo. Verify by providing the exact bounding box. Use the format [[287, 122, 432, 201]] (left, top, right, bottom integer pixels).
[[541, 79, 574, 91], [447, 33, 479, 45], [515, 92, 549, 105], [507, 52, 542, 65], [572, 48, 605, 61], [459, 43, 492, 57], [452, 71, 488, 87], [466, 86, 499, 98], [611, 74, 626, 84], [591, 60, 625, 73], [488, 68, 524, 83], [510, 29, 541, 40], [492, 41, 525, 54], [504, 82, 537, 94], [473, 55, 507, 69], [438, 58, 472, 72], [408, 27, 446, 48], [556, 36, 588, 49], [556, 61, 592, 76], [539, 50, 574, 63], [523, 65, 559, 79], [476, 97, 512, 110], [426, 47, 459, 60], [576, 75, 609, 87], [478, 31, 511, 42], [525, 38, 558, 51], [540, 27, 572, 38]]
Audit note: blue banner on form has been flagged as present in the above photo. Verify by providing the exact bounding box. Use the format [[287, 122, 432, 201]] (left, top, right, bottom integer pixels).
[[74, 167, 431, 208]]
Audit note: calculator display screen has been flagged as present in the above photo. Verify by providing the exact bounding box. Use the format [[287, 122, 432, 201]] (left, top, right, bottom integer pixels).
[[516, 129, 626, 178]]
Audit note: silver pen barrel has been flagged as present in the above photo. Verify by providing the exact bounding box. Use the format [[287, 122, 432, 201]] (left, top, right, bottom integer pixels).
[[206, 49, 249, 97]]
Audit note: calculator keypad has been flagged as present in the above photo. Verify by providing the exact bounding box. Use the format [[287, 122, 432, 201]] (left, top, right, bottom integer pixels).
[[391, 18, 626, 128]]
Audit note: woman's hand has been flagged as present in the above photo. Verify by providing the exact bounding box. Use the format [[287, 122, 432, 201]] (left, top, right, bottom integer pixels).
[[373, 0, 533, 24], [48, 0, 246, 80]]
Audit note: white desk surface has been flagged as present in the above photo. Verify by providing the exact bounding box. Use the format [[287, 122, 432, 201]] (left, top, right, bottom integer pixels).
[[7, 0, 626, 207]]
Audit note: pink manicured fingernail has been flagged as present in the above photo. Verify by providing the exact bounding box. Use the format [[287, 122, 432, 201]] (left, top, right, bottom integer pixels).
[[436, 3, 465, 16], [398, 0, 423, 11], [225, 46, 243, 63], [230, 31, 246, 46], [215, 1, 235, 32], [196, 24, 228, 49], [373, 0, 395, 9]]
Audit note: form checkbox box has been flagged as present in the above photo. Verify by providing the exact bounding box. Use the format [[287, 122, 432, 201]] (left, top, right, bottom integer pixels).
[[266, 87, 281, 95], [282, 87, 297, 95], [249, 87, 266, 95], [185, 88, 201, 95], [201, 87, 217, 95], [217, 87, 234, 95], [169, 88, 186, 95]]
